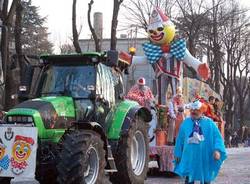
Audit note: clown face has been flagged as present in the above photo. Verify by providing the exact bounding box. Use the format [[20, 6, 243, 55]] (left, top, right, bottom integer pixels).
[[0, 145, 6, 160], [148, 24, 175, 45], [12, 140, 32, 162], [147, 8, 176, 45]]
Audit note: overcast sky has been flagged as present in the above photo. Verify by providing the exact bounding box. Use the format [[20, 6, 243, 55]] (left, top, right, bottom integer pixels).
[[32, 0, 250, 52], [33, 0, 116, 49]]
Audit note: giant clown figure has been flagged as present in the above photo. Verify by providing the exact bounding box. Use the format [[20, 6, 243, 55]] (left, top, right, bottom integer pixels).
[[142, 7, 210, 104]]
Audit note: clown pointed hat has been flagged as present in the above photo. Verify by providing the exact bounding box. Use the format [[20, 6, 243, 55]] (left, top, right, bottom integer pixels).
[[148, 7, 173, 30]]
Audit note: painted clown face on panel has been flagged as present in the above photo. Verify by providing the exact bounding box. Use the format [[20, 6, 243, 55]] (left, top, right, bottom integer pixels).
[[12, 135, 34, 162], [147, 8, 175, 45]]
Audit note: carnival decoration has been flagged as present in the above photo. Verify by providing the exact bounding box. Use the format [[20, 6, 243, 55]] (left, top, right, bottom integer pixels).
[[0, 127, 38, 178], [11, 135, 34, 175], [143, 7, 210, 105], [182, 77, 221, 103]]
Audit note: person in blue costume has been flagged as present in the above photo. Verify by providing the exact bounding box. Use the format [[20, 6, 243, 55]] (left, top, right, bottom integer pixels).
[[174, 100, 227, 184]]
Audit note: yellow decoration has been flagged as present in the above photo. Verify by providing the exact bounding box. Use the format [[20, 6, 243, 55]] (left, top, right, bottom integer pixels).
[[129, 47, 136, 55]]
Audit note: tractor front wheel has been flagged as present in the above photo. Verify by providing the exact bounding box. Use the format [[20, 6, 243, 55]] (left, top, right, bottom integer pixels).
[[57, 130, 106, 184], [111, 116, 149, 184]]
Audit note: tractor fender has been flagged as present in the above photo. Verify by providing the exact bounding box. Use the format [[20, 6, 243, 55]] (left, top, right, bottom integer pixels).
[[106, 100, 152, 140], [120, 106, 152, 136]]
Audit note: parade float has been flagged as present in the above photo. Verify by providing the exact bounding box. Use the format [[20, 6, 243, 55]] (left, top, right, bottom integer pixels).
[[129, 7, 225, 173]]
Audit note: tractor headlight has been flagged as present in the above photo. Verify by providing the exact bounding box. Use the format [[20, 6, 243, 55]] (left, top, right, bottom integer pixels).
[[7, 116, 12, 122], [19, 85, 27, 92], [21, 116, 28, 122], [12, 116, 17, 122], [92, 57, 98, 63], [27, 117, 33, 122], [7, 115, 33, 123], [17, 116, 22, 122]]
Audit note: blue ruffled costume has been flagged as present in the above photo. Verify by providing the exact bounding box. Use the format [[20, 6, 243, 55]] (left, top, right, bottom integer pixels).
[[174, 116, 227, 183]]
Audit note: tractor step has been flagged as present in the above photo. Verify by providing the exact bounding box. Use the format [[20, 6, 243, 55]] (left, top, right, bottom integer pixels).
[[105, 169, 118, 173], [107, 145, 117, 172]]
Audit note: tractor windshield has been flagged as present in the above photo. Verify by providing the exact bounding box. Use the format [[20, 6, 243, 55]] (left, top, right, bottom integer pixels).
[[41, 65, 96, 98]]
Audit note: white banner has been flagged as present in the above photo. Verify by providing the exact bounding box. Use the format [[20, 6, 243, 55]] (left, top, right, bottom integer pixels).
[[0, 126, 38, 178]]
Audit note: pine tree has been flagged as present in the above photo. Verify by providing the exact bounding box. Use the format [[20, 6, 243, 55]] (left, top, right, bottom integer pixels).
[[21, 0, 53, 55]]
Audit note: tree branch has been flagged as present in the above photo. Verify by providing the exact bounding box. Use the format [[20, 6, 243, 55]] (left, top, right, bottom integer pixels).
[[87, 0, 101, 52], [72, 0, 82, 53], [110, 0, 123, 50]]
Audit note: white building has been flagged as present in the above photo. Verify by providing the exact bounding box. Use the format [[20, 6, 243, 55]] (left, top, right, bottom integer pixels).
[[79, 37, 147, 56]]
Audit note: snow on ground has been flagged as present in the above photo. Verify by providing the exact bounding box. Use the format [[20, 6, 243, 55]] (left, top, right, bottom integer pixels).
[[226, 147, 250, 154]]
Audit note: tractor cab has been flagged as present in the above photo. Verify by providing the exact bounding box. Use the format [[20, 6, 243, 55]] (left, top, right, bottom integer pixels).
[[13, 52, 124, 125], [37, 53, 120, 124]]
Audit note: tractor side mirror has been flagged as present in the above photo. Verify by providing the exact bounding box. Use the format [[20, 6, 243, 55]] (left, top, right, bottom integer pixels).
[[106, 50, 119, 67]]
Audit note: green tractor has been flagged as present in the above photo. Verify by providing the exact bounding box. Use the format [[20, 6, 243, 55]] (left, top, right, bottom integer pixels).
[[0, 51, 151, 184]]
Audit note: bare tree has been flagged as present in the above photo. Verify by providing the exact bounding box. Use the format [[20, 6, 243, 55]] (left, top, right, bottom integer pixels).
[[122, 0, 153, 31], [110, 0, 123, 50], [59, 43, 75, 54], [122, 0, 176, 32], [14, 0, 23, 80], [72, 0, 82, 53], [0, 0, 19, 109], [233, 29, 250, 130], [175, 0, 213, 56], [87, 0, 101, 52], [216, 1, 250, 129]]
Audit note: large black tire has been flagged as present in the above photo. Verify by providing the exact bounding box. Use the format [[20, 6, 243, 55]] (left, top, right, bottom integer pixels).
[[110, 116, 149, 184], [56, 130, 107, 184], [0, 178, 11, 184]]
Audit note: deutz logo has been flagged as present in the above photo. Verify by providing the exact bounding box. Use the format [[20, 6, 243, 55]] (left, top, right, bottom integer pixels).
[[5, 127, 14, 141]]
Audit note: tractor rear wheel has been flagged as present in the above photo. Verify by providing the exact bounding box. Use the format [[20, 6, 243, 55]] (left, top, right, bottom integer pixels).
[[110, 116, 149, 184], [57, 130, 106, 184], [0, 178, 11, 184]]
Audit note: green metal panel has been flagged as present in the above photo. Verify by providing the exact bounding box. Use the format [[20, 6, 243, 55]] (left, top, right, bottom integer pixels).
[[39, 96, 75, 117], [7, 108, 65, 142], [106, 100, 138, 139], [6, 96, 75, 142]]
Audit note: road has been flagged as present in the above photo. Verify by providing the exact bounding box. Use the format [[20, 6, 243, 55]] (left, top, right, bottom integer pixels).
[[146, 147, 250, 184]]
